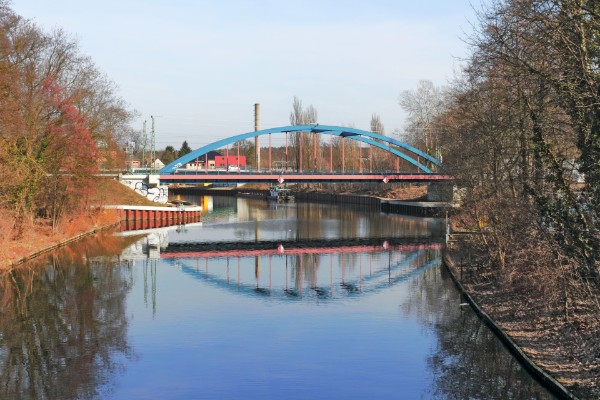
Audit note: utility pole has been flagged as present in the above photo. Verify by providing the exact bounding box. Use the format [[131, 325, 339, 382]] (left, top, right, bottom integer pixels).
[[141, 120, 147, 168], [150, 115, 156, 174]]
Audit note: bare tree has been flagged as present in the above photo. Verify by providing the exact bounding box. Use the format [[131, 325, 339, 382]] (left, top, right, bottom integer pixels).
[[399, 80, 446, 154], [289, 96, 319, 171], [434, 1, 600, 395], [370, 113, 384, 135]]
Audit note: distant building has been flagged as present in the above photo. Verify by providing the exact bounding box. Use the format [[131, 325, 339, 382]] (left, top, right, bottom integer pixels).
[[214, 155, 246, 169], [125, 160, 141, 170], [186, 160, 215, 170], [184, 151, 222, 170], [151, 158, 165, 170]]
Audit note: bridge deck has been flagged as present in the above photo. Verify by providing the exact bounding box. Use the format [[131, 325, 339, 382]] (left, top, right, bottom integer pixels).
[[160, 172, 453, 184]]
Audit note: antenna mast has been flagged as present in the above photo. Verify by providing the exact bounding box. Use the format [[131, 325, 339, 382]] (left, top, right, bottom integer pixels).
[[150, 115, 156, 173], [141, 120, 147, 168]]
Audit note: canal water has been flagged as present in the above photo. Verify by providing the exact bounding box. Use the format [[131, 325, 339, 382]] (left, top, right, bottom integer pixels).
[[0, 196, 556, 399]]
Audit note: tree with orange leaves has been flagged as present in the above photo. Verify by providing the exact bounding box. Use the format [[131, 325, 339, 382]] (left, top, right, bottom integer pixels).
[[0, 1, 137, 236]]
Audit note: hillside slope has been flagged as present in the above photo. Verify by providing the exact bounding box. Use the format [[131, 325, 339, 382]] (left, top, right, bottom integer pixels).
[[1, 178, 160, 267]]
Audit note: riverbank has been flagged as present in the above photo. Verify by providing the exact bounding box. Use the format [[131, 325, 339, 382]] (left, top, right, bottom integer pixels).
[[0, 178, 160, 268], [444, 244, 598, 399], [0, 209, 120, 267], [443, 253, 578, 399]]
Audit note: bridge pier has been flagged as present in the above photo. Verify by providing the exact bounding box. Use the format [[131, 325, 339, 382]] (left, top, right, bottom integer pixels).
[[118, 174, 169, 203]]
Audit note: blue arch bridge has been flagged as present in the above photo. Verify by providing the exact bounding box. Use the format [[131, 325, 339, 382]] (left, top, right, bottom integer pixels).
[[155, 124, 452, 185]]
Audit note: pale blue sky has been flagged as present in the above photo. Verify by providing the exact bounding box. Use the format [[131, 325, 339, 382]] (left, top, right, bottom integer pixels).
[[12, 0, 481, 149]]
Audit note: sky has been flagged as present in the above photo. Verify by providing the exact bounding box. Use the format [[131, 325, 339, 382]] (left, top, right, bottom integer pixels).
[[11, 0, 482, 150]]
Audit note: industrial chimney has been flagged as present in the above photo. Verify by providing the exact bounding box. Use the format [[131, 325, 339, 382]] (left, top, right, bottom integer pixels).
[[254, 103, 260, 170]]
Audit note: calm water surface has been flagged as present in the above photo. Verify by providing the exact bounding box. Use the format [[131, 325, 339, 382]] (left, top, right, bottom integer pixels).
[[0, 196, 556, 399]]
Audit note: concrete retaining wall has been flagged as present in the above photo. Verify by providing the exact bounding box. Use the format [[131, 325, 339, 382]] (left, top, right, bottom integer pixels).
[[119, 174, 169, 203]]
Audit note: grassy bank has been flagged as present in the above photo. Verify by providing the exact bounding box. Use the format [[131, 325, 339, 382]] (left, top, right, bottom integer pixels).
[[0, 179, 159, 268]]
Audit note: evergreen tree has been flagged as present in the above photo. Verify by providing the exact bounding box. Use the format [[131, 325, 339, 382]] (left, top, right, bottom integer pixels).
[[161, 146, 177, 164], [179, 141, 192, 157]]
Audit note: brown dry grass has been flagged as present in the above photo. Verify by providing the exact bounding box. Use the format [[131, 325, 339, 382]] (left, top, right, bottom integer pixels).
[[243, 183, 428, 201], [1, 178, 157, 268], [446, 245, 600, 399], [341, 184, 428, 200], [91, 178, 163, 206]]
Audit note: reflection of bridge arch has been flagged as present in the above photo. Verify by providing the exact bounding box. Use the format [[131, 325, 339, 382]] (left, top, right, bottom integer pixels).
[[165, 247, 441, 302], [159, 124, 443, 174]]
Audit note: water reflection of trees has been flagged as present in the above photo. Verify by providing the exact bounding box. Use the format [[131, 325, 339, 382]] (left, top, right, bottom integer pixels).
[[0, 234, 134, 399], [295, 202, 440, 239], [401, 267, 555, 399], [187, 196, 444, 243], [283, 250, 436, 298]]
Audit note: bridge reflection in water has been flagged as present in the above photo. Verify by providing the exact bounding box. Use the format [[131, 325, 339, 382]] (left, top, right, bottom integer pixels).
[[106, 216, 556, 399], [154, 237, 444, 302]]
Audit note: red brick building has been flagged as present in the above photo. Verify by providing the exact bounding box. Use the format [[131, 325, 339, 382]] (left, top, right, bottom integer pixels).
[[214, 155, 246, 169]]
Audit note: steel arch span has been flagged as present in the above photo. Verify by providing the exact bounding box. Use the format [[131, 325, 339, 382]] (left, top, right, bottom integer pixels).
[[159, 124, 443, 174]]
